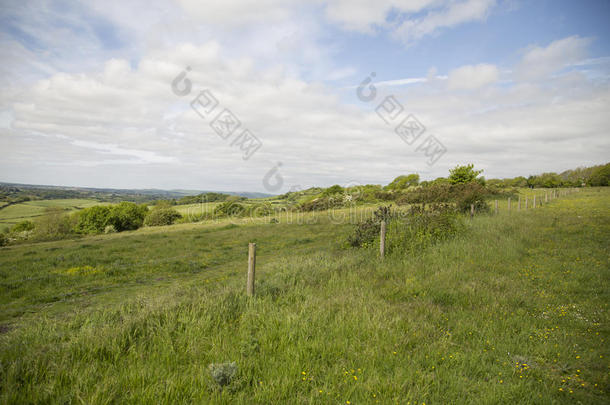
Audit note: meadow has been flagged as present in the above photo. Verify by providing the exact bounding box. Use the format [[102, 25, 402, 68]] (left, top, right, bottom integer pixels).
[[0, 199, 102, 228], [0, 188, 608, 403]]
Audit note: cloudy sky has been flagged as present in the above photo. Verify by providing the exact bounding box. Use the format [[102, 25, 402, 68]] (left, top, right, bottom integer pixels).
[[1, 0, 609, 192]]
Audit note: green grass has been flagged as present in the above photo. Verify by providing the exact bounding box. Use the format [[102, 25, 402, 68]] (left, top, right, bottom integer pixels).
[[0, 199, 102, 227], [173, 201, 221, 217], [0, 189, 608, 403]]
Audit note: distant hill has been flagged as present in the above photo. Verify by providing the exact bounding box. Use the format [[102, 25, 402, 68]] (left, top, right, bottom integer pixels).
[[0, 182, 274, 204]]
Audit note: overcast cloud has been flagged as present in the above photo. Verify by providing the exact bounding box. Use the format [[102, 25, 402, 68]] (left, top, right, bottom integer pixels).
[[1, 0, 609, 192]]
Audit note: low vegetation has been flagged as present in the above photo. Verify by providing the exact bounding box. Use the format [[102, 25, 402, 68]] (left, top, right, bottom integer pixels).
[[0, 188, 607, 403]]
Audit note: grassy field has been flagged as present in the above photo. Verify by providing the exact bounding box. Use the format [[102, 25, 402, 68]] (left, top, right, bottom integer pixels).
[[173, 202, 222, 217], [0, 189, 608, 403], [0, 199, 102, 228]]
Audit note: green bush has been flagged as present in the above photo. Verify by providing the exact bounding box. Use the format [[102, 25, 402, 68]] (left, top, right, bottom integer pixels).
[[247, 203, 274, 217], [588, 163, 610, 186], [33, 208, 77, 240], [75, 203, 148, 234], [347, 206, 394, 247], [322, 184, 343, 196], [449, 164, 484, 185], [74, 205, 112, 234], [0, 232, 7, 247], [11, 220, 35, 233], [385, 174, 419, 191], [214, 201, 246, 217], [107, 202, 148, 232], [144, 207, 182, 226], [386, 207, 463, 255], [452, 182, 491, 214], [348, 204, 463, 254]]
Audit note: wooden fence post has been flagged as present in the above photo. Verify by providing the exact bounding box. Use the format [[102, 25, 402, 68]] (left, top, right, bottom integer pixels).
[[518, 197, 521, 211], [470, 204, 474, 218], [380, 220, 386, 259], [533, 195, 536, 208], [508, 197, 511, 213], [247, 243, 256, 296], [525, 197, 528, 210], [495, 200, 498, 215], [545, 192, 548, 203]]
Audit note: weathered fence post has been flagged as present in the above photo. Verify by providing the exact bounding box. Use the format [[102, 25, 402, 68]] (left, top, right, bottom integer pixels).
[[533, 195, 536, 208], [247, 243, 256, 296], [525, 197, 528, 210], [545, 192, 548, 203], [380, 220, 386, 259], [495, 200, 498, 215], [470, 204, 474, 218], [508, 197, 511, 212], [518, 197, 521, 211]]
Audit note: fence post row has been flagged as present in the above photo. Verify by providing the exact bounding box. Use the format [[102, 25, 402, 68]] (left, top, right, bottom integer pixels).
[[247, 242, 256, 296]]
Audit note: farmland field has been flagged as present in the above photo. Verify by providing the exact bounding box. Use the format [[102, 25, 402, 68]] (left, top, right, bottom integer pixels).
[[0, 189, 609, 403], [0, 199, 102, 228]]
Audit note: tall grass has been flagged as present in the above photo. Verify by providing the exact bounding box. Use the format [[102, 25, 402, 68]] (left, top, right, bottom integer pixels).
[[0, 189, 608, 403]]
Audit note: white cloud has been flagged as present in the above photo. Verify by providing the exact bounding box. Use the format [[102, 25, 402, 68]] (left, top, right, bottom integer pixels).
[[1, 1, 608, 190], [393, 0, 496, 45], [515, 36, 592, 81], [322, 0, 438, 33], [447, 63, 499, 90]]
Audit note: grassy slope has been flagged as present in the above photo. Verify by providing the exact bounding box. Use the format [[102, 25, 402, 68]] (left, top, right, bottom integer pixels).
[[0, 199, 102, 227], [0, 189, 608, 404]]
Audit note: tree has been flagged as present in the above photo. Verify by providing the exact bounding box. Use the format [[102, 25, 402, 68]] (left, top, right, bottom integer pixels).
[[448, 164, 483, 185], [386, 174, 420, 191], [323, 185, 344, 196], [588, 163, 610, 186]]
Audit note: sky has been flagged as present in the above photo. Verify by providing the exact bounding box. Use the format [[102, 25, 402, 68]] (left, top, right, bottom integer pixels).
[[0, 0, 609, 193]]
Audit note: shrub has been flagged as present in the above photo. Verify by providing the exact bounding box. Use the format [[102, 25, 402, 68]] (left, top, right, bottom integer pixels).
[[75, 205, 112, 234], [0, 232, 7, 247], [106, 202, 148, 232], [386, 207, 463, 255], [34, 208, 77, 240], [214, 201, 246, 217], [299, 195, 346, 212], [347, 205, 394, 247], [11, 220, 35, 233], [449, 164, 484, 185], [322, 184, 344, 196], [208, 362, 237, 388], [247, 203, 274, 217], [453, 182, 491, 214], [348, 204, 463, 254], [144, 207, 182, 226], [588, 163, 610, 186], [75, 203, 148, 234], [385, 174, 419, 190]]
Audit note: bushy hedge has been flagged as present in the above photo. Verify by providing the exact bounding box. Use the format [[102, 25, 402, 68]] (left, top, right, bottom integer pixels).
[[144, 207, 182, 226], [75, 202, 148, 234], [214, 201, 246, 217], [347, 204, 463, 254], [396, 182, 492, 214], [11, 220, 35, 233]]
